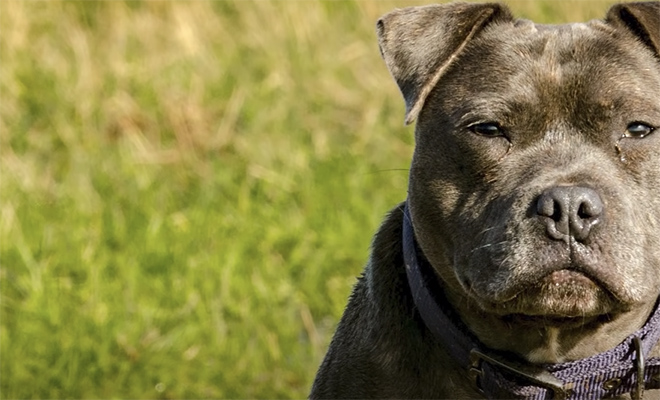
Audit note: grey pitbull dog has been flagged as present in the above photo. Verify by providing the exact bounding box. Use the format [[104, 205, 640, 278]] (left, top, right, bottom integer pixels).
[[311, 2, 660, 399]]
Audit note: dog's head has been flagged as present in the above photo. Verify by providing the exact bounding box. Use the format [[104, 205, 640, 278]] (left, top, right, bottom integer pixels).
[[378, 1, 660, 348]]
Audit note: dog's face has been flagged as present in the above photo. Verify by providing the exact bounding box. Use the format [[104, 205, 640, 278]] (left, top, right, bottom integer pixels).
[[379, 3, 660, 323]]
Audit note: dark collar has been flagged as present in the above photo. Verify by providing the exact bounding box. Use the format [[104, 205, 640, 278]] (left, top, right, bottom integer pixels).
[[402, 203, 660, 399]]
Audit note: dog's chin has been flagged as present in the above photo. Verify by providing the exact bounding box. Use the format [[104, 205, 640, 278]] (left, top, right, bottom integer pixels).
[[483, 270, 620, 322]]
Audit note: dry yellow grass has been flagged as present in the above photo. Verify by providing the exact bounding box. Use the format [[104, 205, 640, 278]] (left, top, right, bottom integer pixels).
[[0, 1, 625, 397]]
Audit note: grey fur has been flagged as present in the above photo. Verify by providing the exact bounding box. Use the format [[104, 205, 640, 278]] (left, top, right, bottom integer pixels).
[[311, 2, 660, 398]]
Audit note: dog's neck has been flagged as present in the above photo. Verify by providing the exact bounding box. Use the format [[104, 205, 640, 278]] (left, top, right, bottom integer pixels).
[[486, 309, 653, 363], [402, 203, 660, 398], [448, 286, 657, 364], [525, 327, 561, 363]]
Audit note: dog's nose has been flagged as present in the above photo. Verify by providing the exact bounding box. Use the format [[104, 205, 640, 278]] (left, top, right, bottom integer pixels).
[[536, 186, 604, 242]]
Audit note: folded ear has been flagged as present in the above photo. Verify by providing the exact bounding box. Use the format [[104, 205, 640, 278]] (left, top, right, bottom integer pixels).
[[376, 3, 513, 125], [606, 2, 660, 58]]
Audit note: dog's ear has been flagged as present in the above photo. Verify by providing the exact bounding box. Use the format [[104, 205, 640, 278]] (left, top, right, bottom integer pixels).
[[606, 2, 660, 58], [376, 3, 513, 125]]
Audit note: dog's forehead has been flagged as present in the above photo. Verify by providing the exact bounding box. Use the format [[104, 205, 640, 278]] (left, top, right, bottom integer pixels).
[[421, 18, 660, 136], [478, 19, 615, 67], [448, 19, 660, 107], [513, 19, 594, 34], [501, 22, 613, 87]]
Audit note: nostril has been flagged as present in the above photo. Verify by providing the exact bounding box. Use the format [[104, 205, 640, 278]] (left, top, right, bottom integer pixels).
[[551, 202, 562, 222], [537, 195, 562, 222], [576, 196, 604, 220], [577, 203, 591, 219]]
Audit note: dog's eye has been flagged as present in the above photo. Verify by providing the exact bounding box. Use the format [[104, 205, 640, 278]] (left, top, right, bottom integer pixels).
[[625, 122, 655, 138], [469, 122, 503, 137]]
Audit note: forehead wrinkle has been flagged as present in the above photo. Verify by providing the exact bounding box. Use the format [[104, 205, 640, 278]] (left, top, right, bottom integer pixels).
[[436, 20, 660, 132], [456, 100, 510, 126], [481, 23, 606, 86], [452, 28, 602, 132], [456, 95, 536, 127], [495, 27, 615, 126]]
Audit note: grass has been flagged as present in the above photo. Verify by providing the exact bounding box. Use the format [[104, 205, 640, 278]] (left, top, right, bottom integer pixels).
[[0, 0, 625, 398]]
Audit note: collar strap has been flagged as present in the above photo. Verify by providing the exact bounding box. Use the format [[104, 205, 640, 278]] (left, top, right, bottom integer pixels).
[[402, 202, 660, 399]]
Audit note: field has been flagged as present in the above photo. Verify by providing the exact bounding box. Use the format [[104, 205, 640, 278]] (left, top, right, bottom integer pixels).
[[0, 1, 624, 398]]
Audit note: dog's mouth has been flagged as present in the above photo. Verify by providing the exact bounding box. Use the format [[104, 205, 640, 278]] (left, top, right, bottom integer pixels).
[[483, 268, 622, 320]]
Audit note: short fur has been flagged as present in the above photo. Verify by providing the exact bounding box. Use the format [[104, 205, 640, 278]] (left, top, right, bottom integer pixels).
[[311, 2, 660, 399]]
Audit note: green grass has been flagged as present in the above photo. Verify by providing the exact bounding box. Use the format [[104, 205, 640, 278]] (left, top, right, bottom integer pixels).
[[0, 1, 624, 398]]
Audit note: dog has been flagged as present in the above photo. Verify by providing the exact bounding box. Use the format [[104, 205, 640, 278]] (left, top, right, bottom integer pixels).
[[310, 2, 660, 399]]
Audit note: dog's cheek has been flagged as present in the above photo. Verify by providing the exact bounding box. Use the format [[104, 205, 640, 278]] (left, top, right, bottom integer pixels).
[[410, 148, 517, 303], [625, 135, 660, 294], [409, 129, 511, 243], [616, 132, 660, 165], [453, 195, 521, 299], [616, 133, 660, 234], [414, 131, 512, 194]]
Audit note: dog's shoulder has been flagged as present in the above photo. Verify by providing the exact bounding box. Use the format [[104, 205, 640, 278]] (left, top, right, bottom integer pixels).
[[310, 204, 408, 397], [310, 204, 476, 398]]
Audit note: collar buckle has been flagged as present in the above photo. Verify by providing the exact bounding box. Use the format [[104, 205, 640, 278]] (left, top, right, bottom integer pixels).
[[632, 336, 645, 400], [469, 348, 569, 400]]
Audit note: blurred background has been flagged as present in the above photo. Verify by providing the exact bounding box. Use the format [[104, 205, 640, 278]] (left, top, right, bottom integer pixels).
[[0, 0, 624, 398]]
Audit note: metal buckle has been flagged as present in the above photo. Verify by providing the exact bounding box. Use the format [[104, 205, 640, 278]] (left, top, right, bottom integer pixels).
[[632, 336, 645, 400], [469, 348, 569, 400]]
